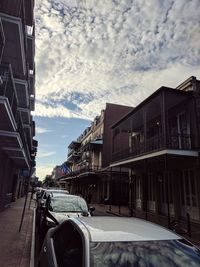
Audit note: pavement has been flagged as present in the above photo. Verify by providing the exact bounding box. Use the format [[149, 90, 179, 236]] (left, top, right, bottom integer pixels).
[[0, 193, 35, 267], [92, 203, 130, 217]]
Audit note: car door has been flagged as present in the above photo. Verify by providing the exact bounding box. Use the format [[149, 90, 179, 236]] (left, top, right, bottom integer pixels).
[[39, 221, 84, 267]]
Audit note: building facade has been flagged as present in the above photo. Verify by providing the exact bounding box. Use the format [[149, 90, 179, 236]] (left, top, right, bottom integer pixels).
[[0, 0, 37, 211], [111, 76, 200, 240], [60, 103, 132, 203]]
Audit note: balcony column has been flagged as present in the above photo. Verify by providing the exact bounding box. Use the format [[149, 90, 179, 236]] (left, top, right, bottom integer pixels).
[[143, 108, 147, 152], [118, 165, 121, 214], [164, 154, 170, 228], [129, 167, 134, 217], [109, 167, 113, 211], [161, 91, 167, 147]]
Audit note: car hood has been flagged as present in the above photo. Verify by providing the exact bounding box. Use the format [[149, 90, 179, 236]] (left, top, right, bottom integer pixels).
[[48, 211, 90, 223]]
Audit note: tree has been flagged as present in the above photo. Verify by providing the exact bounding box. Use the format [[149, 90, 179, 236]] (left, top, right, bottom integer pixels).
[[43, 175, 58, 187]]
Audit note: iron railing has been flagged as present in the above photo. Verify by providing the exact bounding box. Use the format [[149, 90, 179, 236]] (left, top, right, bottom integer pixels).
[[0, 18, 5, 62], [63, 165, 101, 179], [15, 110, 30, 163], [0, 63, 18, 119], [112, 133, 192, 162]]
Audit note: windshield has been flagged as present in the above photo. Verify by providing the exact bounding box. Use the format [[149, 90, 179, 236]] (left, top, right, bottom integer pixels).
[[49, 196, 88, 213], [90, 239, 200, 267]]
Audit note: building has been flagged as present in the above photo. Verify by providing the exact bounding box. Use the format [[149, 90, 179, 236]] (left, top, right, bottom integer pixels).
[[60, 103, 132, 202], [111, 76, 200, 240], [0, 0, 37, 210]]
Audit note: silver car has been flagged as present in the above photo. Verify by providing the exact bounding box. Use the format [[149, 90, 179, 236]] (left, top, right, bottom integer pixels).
[[39, 217, 200, 267]]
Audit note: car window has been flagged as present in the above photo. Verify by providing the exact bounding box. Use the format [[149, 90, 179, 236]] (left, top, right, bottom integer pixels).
[[90, 239, 200, 267], [49, 196, 88, 213], [53, 221, 83, 267]]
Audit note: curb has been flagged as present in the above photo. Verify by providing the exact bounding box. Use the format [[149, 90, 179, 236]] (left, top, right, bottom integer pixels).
[[30, 207, 36, 267]]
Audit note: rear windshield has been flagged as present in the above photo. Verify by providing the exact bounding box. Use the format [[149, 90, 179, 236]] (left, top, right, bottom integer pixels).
[[90, 239, 200, 267], [49, 196, 88, 213]]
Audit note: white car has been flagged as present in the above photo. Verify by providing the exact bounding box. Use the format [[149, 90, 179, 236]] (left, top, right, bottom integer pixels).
[[39, 217, 200, 267], [46, 195, 94, 225], [39, 195, 95, 232]]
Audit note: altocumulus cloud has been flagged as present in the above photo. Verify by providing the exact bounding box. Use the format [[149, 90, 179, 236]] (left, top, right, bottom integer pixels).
[[34, 0, 200, 119]]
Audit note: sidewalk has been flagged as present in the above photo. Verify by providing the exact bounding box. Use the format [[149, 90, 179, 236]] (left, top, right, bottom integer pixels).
[[0, 193, 35, 267], [92, 203, 130, 216]]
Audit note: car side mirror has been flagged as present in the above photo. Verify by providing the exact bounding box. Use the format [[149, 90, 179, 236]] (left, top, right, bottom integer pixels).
[[89, 206, 95, 212]]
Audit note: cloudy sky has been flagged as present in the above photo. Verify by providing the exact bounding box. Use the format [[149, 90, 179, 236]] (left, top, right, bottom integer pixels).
[[34, 0, 200, 180]]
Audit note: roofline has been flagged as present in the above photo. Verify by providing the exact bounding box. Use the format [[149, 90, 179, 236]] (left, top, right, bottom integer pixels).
[[176, 76, 197, 90]]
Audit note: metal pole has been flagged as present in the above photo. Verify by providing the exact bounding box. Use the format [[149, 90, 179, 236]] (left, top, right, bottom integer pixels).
[[118, 166, 121, 215], [109, 167, 112, 212], [145, 159, 148, 220], [187, 213, 191, 237], [19, 167, 32, 232], [165, 155, 170, 228], [130, 168, 134, 217]]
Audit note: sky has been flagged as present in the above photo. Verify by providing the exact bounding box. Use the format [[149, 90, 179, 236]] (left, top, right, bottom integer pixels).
[[33, 0, 200, 180]]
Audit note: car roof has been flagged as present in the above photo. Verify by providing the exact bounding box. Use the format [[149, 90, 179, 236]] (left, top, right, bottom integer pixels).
[[46, 189, 68, 192], [74, 217, 180, 242], [51, 194, 86, 201]]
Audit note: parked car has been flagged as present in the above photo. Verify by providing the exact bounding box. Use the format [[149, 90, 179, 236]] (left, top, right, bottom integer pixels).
[[36, 188, 69, 227], [39, 194, 95, 231], [39, 217, 200, 267]]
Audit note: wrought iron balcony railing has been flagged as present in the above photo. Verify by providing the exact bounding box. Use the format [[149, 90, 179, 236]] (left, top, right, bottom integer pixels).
[[63, 165, 101, 179], [0, 64, 18, 120], [15, 111, 30, 162], [0, 19, 5, 62], [112, 133, 192, 162]]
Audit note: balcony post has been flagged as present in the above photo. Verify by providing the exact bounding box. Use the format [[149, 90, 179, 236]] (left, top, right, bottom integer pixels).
[[143, 108, 147, 153], [118, 165, 121, 214], [109, 167, 112, 212], [161, 90, 167, 147], [165, 154, 170, 228]]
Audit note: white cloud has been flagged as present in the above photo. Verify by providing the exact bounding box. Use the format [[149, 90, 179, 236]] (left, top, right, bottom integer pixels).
[[34, 0, 200, 120], [36, 164, 55, 180], [36, 126, 52, 134], [37, 151, 56, 158]]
